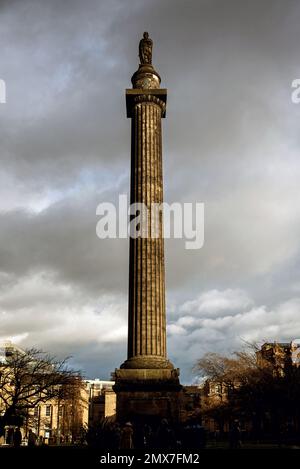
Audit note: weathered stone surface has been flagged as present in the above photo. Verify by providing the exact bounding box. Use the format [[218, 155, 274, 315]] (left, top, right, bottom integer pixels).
[[115, 389, 182, 424], [114, 368, 181, 390], [120, 355, 174, 370]]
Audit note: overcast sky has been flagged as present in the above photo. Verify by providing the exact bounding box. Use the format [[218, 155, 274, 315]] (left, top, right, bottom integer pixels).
[[1, 0, 300, 383]]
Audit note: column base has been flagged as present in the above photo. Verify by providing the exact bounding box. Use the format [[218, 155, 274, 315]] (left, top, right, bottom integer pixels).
[[120, 355, 174, 370], [113, 367, 182, 424]]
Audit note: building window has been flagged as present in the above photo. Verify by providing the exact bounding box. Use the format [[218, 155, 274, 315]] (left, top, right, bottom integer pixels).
[[45, 405, 51, 417], [58, 406, 63, 417], [34, 407, 39, 417]]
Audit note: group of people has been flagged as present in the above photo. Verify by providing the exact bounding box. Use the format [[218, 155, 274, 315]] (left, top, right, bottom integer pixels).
[[0, 427, 38, 447], [118, 419, 178, 449], [87, 418, 207, 450]]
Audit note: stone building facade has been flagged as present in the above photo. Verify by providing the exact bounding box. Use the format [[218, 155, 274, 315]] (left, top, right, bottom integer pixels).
[[0, 342, 115, 445]]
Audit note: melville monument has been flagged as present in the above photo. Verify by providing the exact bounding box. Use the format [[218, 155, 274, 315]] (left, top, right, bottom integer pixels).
[[114, 33, 182, 423]]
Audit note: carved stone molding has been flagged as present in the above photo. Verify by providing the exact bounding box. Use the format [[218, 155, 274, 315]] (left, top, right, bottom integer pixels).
[[133, 94, 166, 114]]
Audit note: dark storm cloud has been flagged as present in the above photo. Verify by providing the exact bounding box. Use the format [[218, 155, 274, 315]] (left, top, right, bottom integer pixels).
[[1, 0, 299, 186], [1, 0, 300, 381], [0, 185, 129, 293]]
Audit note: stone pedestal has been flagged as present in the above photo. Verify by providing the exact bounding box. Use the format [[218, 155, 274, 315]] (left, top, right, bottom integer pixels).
[[113, 368, 182, 424]]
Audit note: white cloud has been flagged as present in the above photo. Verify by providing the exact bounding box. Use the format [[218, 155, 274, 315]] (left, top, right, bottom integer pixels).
[[168, 291, 300, 382], [180, 289, 253, 317], [0, 272, 127, 378]]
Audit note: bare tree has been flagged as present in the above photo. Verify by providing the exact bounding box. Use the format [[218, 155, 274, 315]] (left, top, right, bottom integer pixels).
[[0, 348, 82, 430], [194, 344, 300, 440]]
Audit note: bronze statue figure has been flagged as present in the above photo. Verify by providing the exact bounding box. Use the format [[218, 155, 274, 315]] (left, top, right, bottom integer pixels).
[[139, 32, 153, 65]]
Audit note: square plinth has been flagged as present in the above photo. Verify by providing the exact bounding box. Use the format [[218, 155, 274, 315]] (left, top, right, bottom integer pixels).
[[113, 367, 182, 424]]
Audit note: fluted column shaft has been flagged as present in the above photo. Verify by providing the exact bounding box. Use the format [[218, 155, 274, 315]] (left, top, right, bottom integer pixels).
[[127, 97, 166, 365]]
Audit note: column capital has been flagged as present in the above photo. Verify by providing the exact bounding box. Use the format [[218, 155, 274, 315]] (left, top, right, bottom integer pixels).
[[126, 89, 167, 118]]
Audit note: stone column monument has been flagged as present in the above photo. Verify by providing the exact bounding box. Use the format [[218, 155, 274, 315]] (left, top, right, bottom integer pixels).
[[114, 33, 181, 424]]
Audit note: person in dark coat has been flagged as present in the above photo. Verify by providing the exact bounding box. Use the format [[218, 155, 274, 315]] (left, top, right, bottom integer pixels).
[[28, 429, 37, 447], [120, 422, 134, 449], [156, 419, 176, 449], [14, 427, 22, 447], [230, 421, 242, 449]]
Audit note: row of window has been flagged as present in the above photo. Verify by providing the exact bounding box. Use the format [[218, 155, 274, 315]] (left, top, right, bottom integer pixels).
[[34, 405, 64, 417]]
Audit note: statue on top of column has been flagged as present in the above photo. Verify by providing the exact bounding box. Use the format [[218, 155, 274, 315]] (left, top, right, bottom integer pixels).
[[139, 32, 153, 65]]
